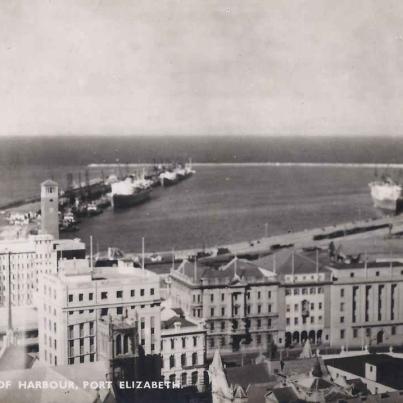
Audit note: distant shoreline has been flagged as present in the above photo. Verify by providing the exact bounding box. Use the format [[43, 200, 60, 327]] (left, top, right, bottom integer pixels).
[[88, 162, 403, 168]]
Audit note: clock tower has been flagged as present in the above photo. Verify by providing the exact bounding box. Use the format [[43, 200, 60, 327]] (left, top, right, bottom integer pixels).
[[40, 179, 59, 239]]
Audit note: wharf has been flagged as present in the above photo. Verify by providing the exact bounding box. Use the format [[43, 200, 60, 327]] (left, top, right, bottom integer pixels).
[[125, 214, 403, 266]]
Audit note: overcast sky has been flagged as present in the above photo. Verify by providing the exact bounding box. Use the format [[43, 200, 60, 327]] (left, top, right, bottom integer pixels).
[[1, 0, 403, 137]]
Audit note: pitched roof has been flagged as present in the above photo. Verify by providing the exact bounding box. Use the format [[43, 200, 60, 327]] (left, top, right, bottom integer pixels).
[[41, 179, 58, 187], [225, 363, 274, 391], [276, 251, 330, 275], [270, 386, 300, 402]]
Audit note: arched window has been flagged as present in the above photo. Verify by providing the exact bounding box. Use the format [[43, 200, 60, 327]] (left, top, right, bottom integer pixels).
[[191, 371, 198, 385], [169, 354, 175, 369], [116, 334, 122, 355], [181, 372, 187, 386]]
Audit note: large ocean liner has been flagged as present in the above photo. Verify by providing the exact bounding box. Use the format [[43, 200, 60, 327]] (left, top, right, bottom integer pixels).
[[111, 176, 152, 209], [369, 175, 403, 214]]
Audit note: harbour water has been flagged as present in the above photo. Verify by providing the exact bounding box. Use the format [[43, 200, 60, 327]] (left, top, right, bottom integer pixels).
[[1, 135, 400, 252]]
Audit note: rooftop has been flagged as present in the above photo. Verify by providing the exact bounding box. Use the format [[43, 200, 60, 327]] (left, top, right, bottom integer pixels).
[[325, 354, 403, 390]]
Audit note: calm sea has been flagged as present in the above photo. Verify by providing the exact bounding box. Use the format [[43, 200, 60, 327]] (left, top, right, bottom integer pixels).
[[0, 135, 400, 252]]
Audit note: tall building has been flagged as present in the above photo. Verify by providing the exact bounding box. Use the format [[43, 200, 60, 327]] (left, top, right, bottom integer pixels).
[[40, 179, 59, 239], [169, 257, 283, 356], [37, 259, 162, 367], [0, 234, 85, 306]]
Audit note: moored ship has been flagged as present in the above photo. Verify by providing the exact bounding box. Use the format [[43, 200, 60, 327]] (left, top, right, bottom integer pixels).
[[369, 175, 403, 214], [111, 176, 152, 209]]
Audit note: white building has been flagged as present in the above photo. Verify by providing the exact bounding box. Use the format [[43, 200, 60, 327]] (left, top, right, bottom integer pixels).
[[160, 305, 206, 390], [0, 234, 85, 306], [37, 259, 161, 367]]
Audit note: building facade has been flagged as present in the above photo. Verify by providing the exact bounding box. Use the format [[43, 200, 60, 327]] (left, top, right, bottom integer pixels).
[[0, 234, 85, 306], [160, 306, 207, 390], [37, 259, 162, 367], [170, 257, 284, 356]]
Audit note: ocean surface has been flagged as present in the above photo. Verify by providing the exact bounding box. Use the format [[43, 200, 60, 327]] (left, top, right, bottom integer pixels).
[[0, 135, 401, 253]]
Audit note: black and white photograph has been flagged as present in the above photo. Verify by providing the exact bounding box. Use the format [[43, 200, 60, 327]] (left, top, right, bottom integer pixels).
[[1, 1, 403, 402]]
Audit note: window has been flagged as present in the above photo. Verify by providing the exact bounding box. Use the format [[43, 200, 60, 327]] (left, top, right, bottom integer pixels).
[[169, 355, 175, 369], [101, 292, 107, 299], [376, 271, 380, 277], [294, 318, 298, 325], [101, 308, 108, 316], [221, 293, 225, 301], [193, 336, 197, 347], [302, 288, 307, 295], [268, 318, 272, 327], [350, 273, 355, 278], [257, 319, 261, 328], [353, 329, 358, 338], [182, 337, 186, 348], [89, 293, 93, 301], [117, 307, 123, 315], [340, 302, 345, 312], [310, 288, 315, 294], [171, 339, 175, 349], [68, 294, 73, 302], [210, 308, 215, 317], [79, 293, 83, 301], [210, 294, 214, 302], [340, 316, 345, 323], [191, 371, 198, 385], [150, 288, 154, 295], [80, 356, 84, 363], [116, 291, 123, 298], [221, 321, 225, 331], [319, 303, 322, 310], [257, 291, 261, 299], [392, 326, 396, 335], [210, 322, 214, 331], [221, 307, 225, 316], [310, 303, 314, 310], [286, 305, 290, 312], [131, 290, 135, 297], [294, 304, 299, 312], [268, 290, 272, 299], [340, 288, 344, 297], [340, 329, 345, 339], [294, 289, 300, 295], [140, 289, 145, 296], [181, 353, 186, 367], [79, 310, 84, 314], [286, 318, 290, 325], [257, 305, 261, 314], [192, 352, 197, 365], [310, 316, 314, 324], [268, 304, 272, 313], [257, 335, 261, 345], [181, 373, 187, 386], [285, 289, 291, 296]]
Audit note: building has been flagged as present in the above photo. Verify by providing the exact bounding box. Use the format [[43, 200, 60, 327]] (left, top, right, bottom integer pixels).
[[325, 352, 403, 394], [169, 257, 283, 356], [160, 306, 207, 390], [327, 258, 403, 348], [257, 251, 332, 348], [0, 234, 85, 306], [37, 259, 161, 367], [40, 179, 59, 240]]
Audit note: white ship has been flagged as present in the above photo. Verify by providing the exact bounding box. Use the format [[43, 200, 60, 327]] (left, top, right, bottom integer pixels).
[[369, 176, 403, 213]]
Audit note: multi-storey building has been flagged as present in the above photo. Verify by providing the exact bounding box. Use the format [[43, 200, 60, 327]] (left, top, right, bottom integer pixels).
[[328, 259, 403, 347], [169, 257, 283, 355], [262, 251, 332, 347], [0, 234, 85, 306], [37, 259, 161, 366], [160, 306, 206, 390]]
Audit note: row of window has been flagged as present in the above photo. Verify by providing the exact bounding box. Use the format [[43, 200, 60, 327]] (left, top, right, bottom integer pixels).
[[286, 316, 322, 326], [68, 288, 155, 303], [286, 302, 323, 312], [285, 287, 324, 296], [165, 336, 199, 350], [166, 352, 199, 369], [68, 354, 95, 365]]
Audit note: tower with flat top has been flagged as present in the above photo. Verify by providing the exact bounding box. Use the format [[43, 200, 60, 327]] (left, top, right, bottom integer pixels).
[[41, 179, 59, 239]]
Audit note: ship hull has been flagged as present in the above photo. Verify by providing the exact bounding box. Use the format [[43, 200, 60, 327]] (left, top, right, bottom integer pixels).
[[160, 177, 179, 187], [112, 189, 151, 209]]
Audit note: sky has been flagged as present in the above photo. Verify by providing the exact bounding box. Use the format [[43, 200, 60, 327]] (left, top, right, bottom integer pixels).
[[0, 0, 403, 137]]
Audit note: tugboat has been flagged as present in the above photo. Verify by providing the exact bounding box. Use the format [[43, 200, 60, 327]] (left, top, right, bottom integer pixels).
[[87, 202, 102, 217]]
